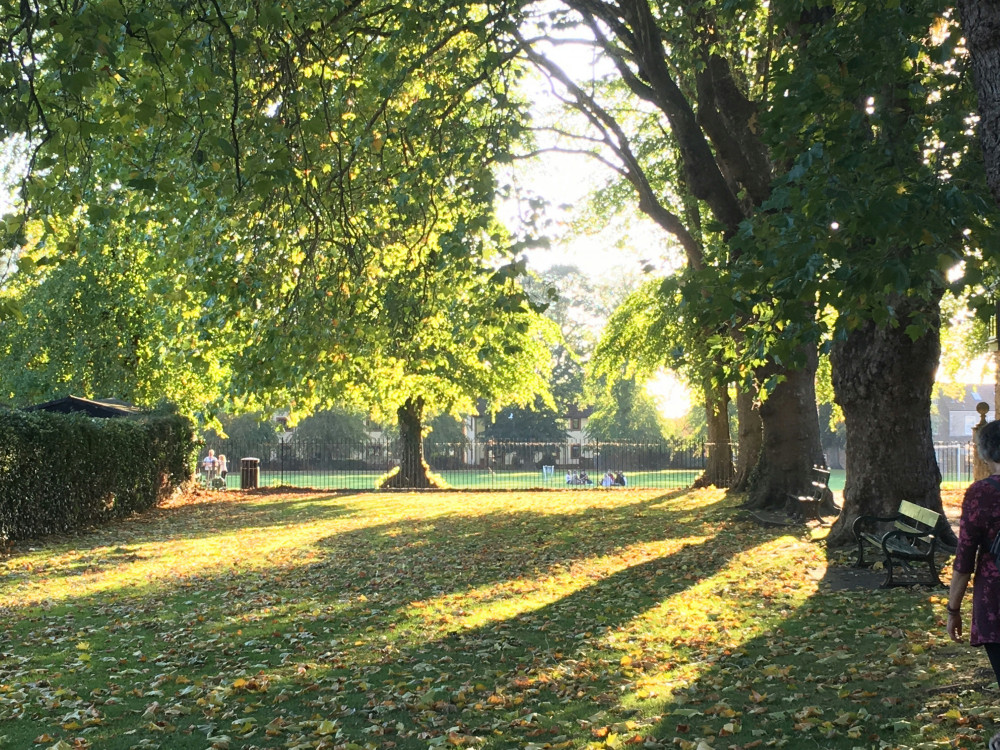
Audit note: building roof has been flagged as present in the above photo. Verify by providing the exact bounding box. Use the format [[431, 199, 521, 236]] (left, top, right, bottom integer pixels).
[[22, 396, 143, 419], [565, 403, 594, 419]]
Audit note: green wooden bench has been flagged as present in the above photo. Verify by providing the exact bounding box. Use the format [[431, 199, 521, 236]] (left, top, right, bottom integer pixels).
[[852, 500, 943, 588], [786, 465, 832, 523]]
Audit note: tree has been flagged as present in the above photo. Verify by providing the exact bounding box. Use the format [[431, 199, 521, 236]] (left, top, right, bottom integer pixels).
[[479, 399, 567, 442], [957, 0, 1000, 207], [511, 0, 818, 506], [521, 263, 644, 413], [727, 0, 997, 543], [593, 277, 735, 487], [0, 0, 557, 488], [0, 218, 230, 413], [478, 397, 567, 469], [291, 409, 369, 444], [348, 259, 558, 489], [203, 412, 282, 447], [585, 375, 666, 443]]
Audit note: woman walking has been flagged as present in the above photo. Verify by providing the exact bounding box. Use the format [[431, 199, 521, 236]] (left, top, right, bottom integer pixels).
[[947, 419, 1000, 750]]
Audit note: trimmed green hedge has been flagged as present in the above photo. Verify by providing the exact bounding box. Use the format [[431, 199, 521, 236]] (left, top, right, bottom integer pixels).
[[0, 409, 195, 542]]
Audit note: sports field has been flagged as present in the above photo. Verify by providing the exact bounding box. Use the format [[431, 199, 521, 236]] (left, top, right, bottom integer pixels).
[[214, 467, 977, 493]]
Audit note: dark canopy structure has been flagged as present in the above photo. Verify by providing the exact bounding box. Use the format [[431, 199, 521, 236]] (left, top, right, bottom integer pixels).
[[23, 396, 143, 419]]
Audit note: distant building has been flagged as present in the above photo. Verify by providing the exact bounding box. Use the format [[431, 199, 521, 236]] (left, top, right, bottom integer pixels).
[[934, 384, 995, 441], [460, 402, 594, 468]]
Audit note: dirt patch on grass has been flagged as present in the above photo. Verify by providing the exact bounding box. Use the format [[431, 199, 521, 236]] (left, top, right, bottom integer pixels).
[[159, 485, 336, 509]]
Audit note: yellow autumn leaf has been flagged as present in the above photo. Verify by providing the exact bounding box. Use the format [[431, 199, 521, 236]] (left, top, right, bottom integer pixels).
[[315, 719, 338, 735]]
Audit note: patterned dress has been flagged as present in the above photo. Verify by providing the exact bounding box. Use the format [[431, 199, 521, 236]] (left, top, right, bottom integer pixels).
[[953, 476, 1000, 646]]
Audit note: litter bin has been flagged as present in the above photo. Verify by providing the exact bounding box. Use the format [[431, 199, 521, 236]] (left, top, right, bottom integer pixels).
[[240, 457, 260, 490]]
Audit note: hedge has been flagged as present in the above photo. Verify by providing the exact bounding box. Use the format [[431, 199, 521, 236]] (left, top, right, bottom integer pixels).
[[0, 408, 195, 543]]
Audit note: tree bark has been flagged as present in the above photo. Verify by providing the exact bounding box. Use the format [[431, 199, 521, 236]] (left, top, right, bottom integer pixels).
[[732, 387, 761, 491], [957, 0, 1000, 206], [743, 345, 828, 510], [694, 378, 734, 488], [380, 396, 440, 489], [825, 295, 955, 547], [556, 0, 821, 501]]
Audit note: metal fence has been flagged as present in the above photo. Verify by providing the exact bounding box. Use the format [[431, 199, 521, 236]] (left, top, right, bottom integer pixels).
[[200, 438, 978, 491], [202, 438, 736, 491], [934, 441, 976, 487]]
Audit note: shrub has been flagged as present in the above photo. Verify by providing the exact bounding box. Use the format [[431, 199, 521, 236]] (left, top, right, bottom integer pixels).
[[0, 409, 195, 542]]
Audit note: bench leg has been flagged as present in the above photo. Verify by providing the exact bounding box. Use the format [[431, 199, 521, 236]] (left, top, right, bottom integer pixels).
[[854, 540, 870, 568], [881, 556, 895, 588], [927, 558, 943, 587]]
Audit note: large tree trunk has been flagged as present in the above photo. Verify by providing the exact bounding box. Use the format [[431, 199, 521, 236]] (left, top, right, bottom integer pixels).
[[957, 0, 1000, 206], [380, 397, 440, 489], [825, 295, 954, 547], [731, 387, 761, 491], [743, 346, 827, 510], [694, 378, 734, 488]]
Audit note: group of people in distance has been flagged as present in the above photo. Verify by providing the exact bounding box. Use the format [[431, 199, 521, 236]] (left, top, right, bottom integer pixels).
[[601, 471, 627, 487], [564, 469, 626, 487], [201, 449, 228, 486]]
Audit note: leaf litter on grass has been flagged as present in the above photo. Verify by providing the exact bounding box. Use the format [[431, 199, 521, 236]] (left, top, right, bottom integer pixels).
[[0, 487, 991, 749]]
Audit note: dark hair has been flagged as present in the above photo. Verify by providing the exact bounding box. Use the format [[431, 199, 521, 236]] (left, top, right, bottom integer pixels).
[[978, 420, 1000, 463]]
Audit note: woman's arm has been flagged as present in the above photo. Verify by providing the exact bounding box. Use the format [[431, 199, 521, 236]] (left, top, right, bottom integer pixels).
[[947, 572, 972, 642]]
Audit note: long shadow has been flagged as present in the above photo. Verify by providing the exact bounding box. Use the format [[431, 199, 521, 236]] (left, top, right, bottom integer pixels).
[[0, 488, 792, 748], [0, 491, 366, 585], [3, 484, 974, 749], [4, 489, 367, 550], [0, 489, 706, 594]]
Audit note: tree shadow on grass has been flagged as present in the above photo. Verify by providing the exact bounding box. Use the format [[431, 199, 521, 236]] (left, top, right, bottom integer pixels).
[[1, 488, 707, 594], [0, 488, 810, 749]]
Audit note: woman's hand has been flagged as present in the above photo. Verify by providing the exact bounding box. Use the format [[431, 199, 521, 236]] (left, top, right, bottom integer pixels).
[[946, 572, 971, 643], [947, 611, 964, 642]]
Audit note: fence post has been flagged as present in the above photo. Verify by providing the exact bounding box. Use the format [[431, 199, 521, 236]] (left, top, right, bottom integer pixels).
[[973, 402, 991, 481]]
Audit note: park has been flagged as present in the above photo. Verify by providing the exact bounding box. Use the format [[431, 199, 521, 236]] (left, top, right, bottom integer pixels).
[[0, 485, 986, 749], [5, 0, 1000, 748]]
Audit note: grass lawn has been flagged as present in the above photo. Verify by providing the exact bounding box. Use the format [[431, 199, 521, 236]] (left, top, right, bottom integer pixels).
[[0, 487, 990, 749], [214, 469, 968, 493], [242, 469, 707, 492]]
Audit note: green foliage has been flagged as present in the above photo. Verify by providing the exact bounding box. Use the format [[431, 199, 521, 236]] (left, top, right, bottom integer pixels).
[[479, 398, 568, 442], [585, 375, 668, 443], [0, 0, 550, 440], [0, 409, 194, 542], [591, 275, 733, 406], [426, 413, 469, 444], [289, 408, 369, 444], [0, 220, 231, 412], [722, 2, 1000, 363], [203, 412, 281, 447]]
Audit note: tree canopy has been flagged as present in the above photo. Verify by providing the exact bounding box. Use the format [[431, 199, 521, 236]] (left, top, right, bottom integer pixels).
[[0, 0, 557, 453]]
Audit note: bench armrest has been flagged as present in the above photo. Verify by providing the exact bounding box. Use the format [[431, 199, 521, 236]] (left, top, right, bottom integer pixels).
[[852, 513, 900, 538]]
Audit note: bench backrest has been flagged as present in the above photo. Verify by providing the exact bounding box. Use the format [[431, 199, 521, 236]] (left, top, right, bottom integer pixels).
[[896, 500, 940, 536], [812, 465, 831, 482]]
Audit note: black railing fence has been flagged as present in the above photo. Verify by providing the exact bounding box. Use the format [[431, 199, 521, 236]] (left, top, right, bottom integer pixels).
[[199, 438, 977, 491], [200, 438, 738, 491], [933, 441, 976, 486]]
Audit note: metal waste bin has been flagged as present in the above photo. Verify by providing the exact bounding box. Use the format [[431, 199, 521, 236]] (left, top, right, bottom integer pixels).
[[240, 457, 260, 490]]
